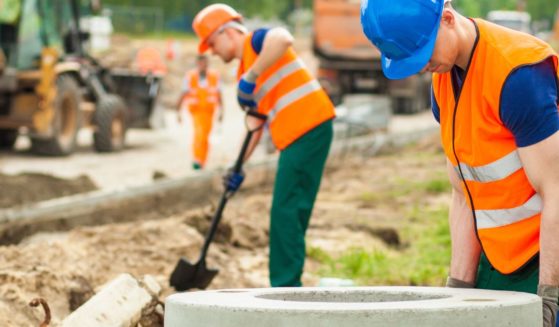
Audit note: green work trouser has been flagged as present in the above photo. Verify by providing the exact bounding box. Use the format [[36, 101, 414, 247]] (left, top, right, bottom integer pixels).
[[269, 119, 333, 287], [476, 252, 539, 294]]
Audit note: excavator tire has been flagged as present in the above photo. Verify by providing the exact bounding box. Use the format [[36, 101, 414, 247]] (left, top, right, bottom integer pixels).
[[93, 94, 127, 152], [0, 129, 17, 150]]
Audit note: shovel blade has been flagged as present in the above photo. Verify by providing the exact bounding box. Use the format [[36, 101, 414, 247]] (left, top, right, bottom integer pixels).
[[169, 257, 219, 291]]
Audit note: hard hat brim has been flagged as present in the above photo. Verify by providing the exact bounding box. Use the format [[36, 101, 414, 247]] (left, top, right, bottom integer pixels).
[[381, 17, 441, 80]]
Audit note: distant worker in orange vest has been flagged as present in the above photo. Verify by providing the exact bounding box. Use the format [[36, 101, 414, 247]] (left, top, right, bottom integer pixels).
[[178, 55, 223, 170], [362, 1, 559, 326], [193, 4, 336, 287]]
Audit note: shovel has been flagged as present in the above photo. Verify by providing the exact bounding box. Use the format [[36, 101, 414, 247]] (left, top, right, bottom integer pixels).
[[170, 127, 256, 291]]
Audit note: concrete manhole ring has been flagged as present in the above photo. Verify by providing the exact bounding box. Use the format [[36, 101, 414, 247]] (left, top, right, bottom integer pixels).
[[165, 286, 541, 327]]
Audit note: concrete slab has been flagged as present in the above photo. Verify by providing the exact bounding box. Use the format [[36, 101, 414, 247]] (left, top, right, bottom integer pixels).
[[165, 286, 542, 327]]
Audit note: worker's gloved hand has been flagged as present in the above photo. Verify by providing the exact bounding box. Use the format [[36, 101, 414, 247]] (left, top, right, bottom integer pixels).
[[237, 71, 258, 109], [445, 276, 475, 288], [538, 285, 558, 327], [223, 167, 245, 192]]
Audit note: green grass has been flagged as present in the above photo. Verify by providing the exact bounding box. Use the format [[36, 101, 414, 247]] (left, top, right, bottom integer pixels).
[[357, 175, 450, 205], [416, 177, 452, 194], [308, 205, 451, 286]]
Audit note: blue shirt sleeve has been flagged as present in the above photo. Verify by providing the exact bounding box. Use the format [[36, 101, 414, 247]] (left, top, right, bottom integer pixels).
[[251, 28, 269, 54], [500, 58, 559, 147]]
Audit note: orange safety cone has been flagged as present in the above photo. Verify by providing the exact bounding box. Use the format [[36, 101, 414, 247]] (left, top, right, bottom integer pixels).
[[166, 39, 176, 61]]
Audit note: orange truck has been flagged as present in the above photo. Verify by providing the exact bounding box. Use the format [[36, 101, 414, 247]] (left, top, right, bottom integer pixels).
[[313, 0, 431, 113], [552, 8, 559, 50]]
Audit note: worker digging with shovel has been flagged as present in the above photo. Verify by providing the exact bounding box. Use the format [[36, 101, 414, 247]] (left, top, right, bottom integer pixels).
[[171, 3, 335, 290]]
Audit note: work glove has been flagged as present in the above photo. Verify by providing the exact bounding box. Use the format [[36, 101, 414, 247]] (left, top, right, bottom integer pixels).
[[445, 276, 475, 288], [223, 167, 245, 192], [538, 285, 558, 327], [237, 71, 258, 109]]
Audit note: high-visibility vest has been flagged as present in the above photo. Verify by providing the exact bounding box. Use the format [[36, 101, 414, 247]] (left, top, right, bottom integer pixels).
[[237, 32, 335, 150], [433, 19, 559, 274], [184, 69, 220, 109]]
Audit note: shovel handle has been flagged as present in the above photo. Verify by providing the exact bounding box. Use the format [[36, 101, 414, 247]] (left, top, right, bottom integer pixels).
[[231, 130, 254, 173], [198, 128, 255, 262]]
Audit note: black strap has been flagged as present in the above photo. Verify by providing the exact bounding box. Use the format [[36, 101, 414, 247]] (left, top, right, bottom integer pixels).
[[246, 110, 268, 120]]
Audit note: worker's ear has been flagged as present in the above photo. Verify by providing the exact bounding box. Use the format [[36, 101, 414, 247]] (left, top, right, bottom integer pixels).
[[441, 9, 455, 28]]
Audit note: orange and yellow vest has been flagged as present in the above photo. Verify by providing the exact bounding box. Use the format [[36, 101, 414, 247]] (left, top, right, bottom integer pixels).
[[185, 69, 220, 110], [237, 32, 335, 150], [433, 19, 559, 274]]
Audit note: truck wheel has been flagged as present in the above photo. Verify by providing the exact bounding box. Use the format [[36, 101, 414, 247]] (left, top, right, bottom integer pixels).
[[93, 95, 127, 152], [392, 97, 427, 114], [318, 77, 343, 106], [392, 81, 430, 115], [31, 75, 82, 156], [0, 129, 17, 149]]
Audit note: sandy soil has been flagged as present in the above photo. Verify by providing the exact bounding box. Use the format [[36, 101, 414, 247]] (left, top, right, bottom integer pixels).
[[0, 134, 446, 326]]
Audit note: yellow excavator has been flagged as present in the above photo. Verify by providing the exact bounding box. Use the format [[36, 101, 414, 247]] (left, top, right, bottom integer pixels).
[[0, 0, 158, 155]]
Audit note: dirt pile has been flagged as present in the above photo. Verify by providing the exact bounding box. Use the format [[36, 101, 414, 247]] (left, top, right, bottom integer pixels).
[[0, 173, 97, 209], [0, 206, 270, 326]]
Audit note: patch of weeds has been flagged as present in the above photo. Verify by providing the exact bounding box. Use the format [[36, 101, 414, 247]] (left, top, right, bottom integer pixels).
[[417, 177, 451, 194], [310, 205, 450, 287], [307, 246, 332, 263]]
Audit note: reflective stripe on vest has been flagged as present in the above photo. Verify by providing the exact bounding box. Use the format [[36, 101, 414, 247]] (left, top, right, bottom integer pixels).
[[267, 80, 322, 121], [456, 149, 542, 229], [187, 70, 219, 106], [238, 32, 335, 150], [433, 18, 559, 274], [475, 194, 542, 229], [255, 58, 306, 102], [455, 150, 522, 183]]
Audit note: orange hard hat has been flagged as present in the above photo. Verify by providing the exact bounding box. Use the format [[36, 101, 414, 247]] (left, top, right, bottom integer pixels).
[[192, 4, 242, 54]]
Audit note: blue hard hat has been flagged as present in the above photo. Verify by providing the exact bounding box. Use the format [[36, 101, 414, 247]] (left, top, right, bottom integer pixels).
[[361, 0, 445, 80]]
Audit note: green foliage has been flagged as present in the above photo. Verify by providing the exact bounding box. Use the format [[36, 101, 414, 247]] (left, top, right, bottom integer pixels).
[[453, 0, 557, 22], [101, 0, 557, 34], [102, 0, 311, 21]]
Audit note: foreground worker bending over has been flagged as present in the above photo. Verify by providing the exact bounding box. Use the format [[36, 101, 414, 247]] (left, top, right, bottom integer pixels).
[[192, 4, 336, 287], [361, 0, 559, 326], [178, 55, 223, 170]]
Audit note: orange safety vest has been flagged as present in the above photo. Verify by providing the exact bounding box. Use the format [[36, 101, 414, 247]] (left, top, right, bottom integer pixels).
[[237, 32, 335, 150], [433, 19, 559, 274], [184, 69, 220, 109]]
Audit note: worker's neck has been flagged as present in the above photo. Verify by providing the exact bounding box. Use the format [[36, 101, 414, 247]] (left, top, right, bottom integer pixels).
[[455, 16, 477, 70], [234, 31, 248, 60]]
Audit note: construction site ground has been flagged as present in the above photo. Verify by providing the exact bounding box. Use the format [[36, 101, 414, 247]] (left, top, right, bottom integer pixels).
[[0, 36, 446, 326], [0, 133, 450, 326]]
